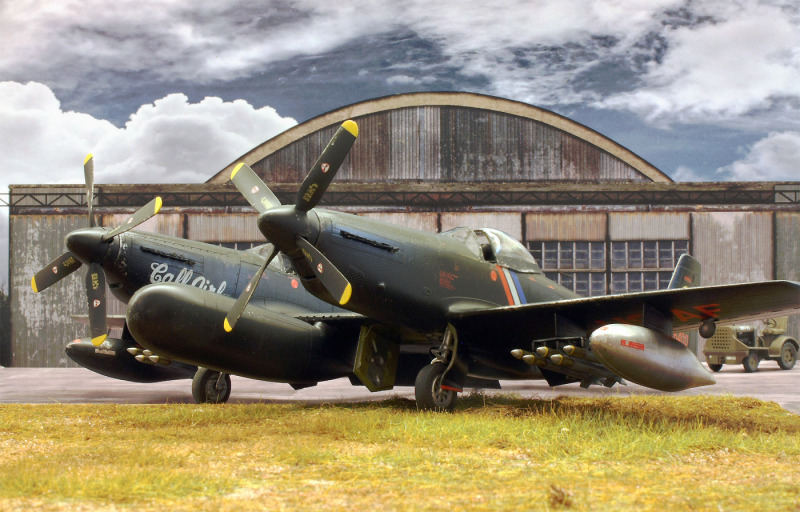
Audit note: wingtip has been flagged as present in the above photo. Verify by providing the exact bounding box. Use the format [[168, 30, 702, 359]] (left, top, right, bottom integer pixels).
[[342, 120, 358, 138]]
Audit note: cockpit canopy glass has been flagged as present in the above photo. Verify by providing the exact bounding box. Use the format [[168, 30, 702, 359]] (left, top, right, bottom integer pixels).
[[477, 228, 542, 273], [440, 227, 542, 273]]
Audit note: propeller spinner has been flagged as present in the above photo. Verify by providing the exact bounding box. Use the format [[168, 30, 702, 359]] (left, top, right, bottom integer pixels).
[[223, 120, 358, 332], [31, 154, 163, 345]]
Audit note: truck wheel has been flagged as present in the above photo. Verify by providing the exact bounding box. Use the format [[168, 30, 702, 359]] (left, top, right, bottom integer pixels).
[[708, 363, 723, 372], [742, 353, 759, 373], [777, 343, 797, 370]]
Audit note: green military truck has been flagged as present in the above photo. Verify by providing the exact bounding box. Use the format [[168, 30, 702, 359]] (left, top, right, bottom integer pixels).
[[703, 318, 798, 373]]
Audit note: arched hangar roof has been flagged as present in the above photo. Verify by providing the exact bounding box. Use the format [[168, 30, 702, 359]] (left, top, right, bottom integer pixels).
[[208, 92, 671, 184]]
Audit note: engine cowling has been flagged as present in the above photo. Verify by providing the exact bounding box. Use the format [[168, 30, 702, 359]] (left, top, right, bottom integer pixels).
[[589, 324, 715, 392], [126, 283, 359, 384]]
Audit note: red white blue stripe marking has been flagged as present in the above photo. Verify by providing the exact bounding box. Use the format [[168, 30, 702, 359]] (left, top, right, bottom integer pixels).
[[496, 265, 527, 305]]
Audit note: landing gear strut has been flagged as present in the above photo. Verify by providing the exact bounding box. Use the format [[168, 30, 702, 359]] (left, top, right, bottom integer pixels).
[[192, 367, 232, 404], [415, 325, 461, 412]]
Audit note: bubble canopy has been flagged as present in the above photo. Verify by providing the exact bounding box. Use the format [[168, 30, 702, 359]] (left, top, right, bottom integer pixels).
[[440, 227, 542, 274]]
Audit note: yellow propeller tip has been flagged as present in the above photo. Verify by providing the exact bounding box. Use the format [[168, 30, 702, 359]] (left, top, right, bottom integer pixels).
[[31, 277, 39, 293], [154, 196, 163, 214], [223, 318, 233, 332], [84, 153, 93, 164], [231, 163, 245, 180], [91, 334, 108, 346], [339, 283, 353, 306], [342, 120, 358, 138]]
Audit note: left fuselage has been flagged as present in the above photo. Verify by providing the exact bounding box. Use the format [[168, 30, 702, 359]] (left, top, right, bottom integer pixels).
[[95, 229, 340, 316]]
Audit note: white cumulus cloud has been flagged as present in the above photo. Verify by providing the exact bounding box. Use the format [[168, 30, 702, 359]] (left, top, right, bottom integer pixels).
[[0, 81, 297, 289], [598, 1, 800, 125], [717, 131, 800, 181]]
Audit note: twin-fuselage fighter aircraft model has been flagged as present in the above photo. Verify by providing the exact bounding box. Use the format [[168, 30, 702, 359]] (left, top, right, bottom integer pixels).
[[33, 122, 800, 410]]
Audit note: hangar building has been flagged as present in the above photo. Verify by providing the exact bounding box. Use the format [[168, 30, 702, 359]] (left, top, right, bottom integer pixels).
[[5, 92, 800, 367]]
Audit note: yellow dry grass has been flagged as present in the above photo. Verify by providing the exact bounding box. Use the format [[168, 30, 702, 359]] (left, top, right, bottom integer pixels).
[[1, 394, 799, 511]]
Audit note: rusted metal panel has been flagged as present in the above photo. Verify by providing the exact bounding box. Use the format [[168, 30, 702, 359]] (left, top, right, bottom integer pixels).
[[358, 212, 438, 233], [692, 212, 772, 285], [525, 213, 606, 241], [775, 212, 800, 338], [440, 212, 522, 240], [186, 213, 261, 242], [609, 212, 689, 241], [101, 213, 184, 238], [10, 215, 85, 367], [246, 105, 668, 185], [776, 212, 800, 281]]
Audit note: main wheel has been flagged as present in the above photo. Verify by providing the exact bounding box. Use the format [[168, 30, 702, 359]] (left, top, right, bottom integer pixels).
[[777, 342, 797, 370], [192, 367, 232, 404], [415, 362, 457, 412], [708, 363, 723, 372], [742, 353, 759, 373]]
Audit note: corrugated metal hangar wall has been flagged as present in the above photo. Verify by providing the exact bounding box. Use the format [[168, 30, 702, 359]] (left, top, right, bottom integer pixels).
[[6, 92, 800, 367]]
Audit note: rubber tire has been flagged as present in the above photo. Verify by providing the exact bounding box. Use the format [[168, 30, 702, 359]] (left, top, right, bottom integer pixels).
[[192, 367, 232, 404], [742, 353, 759, 373], [708, 363, 723, 372], [777, 343, 797, 371], [415, 362, 457, 412]]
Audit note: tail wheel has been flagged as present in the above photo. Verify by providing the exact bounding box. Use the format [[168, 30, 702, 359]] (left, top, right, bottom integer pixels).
[[708, 363, 723, 372], [415, 362, 457, 412], [778, 342, 797, 370], [192, 367, 232, 404]]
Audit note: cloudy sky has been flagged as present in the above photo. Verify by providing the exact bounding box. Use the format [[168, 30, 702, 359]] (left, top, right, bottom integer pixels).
[[2, 0, 800, 286]]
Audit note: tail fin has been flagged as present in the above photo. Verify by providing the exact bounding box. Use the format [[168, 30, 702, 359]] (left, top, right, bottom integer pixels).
[[668, 254, 701, 289]]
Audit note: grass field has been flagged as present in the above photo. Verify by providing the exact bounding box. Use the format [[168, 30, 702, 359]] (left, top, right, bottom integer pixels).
[[1, 394, 799, 511]]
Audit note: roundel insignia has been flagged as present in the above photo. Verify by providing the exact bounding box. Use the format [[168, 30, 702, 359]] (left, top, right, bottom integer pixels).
[[321, 163, 330, 173], [291, 279, 299, 289], [317, 263, 324, 273], [251, 185, 259, 194], [93, 299, 102, 308]]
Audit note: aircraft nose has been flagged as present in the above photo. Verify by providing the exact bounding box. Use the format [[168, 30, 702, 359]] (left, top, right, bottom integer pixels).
[[65, 228, 109, 264], [257, 207, 320, 248]]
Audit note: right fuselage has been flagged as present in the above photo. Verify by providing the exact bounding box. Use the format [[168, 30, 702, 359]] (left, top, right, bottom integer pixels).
[[308, 210, 578, 335]]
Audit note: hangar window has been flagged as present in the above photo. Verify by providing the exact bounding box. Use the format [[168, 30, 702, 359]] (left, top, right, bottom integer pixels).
[[609, 240, 688, 293], [527, 241, 606, 296]]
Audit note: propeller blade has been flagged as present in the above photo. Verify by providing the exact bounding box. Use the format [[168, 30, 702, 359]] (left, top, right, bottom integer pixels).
[[84, 154, 95, 228], [296, 237, 352, 305], [31, 252, 83, 293], [223, 247, 279, 332], [296, 120, 358, 213], [101, 196, 163, 241], [230, 162, 281, 214], [85, 263, 108, 346]]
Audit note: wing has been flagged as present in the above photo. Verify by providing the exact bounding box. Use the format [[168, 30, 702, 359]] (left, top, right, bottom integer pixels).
[[449, 281, 800, 349]]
